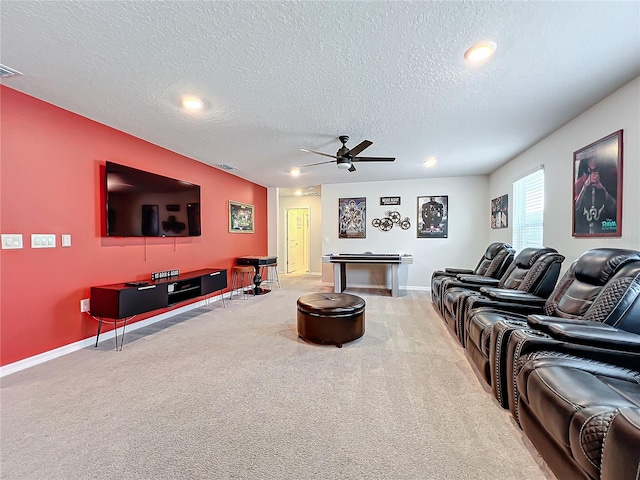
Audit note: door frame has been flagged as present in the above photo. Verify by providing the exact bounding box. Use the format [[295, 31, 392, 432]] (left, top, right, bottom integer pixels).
[[285, 207, 310, 274]]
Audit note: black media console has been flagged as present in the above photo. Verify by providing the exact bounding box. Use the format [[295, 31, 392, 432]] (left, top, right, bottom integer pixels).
[[90, 268, 227, 349]]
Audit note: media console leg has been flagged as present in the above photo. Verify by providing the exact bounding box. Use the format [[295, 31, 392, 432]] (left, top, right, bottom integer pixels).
[[119, 318, 128, 351], [95, 317, 103, 347]]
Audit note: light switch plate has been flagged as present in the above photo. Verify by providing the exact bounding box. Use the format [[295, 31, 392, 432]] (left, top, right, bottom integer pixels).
[[61, 234, 72, 247], [31, 234, 56, 248], [1, 234, 23, 249]]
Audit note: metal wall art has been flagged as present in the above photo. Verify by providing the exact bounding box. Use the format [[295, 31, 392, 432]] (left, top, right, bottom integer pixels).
[[372, 211, 410, 231]]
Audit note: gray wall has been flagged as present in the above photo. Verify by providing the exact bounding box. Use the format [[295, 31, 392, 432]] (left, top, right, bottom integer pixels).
[[489, 76, 640, 269], [268, 76, 640, 290]]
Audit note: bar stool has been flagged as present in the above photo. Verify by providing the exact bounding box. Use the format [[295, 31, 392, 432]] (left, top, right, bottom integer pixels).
[[230, 265, 254, 299], [261, 263, 280, 288]]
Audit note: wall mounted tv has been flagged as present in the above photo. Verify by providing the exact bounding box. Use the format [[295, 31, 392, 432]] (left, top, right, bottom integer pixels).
[[105, 161, 201, 237]]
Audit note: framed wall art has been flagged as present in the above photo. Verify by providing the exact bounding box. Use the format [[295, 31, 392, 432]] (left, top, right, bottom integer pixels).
[[229, 201, 254, 233], [572, 130, 623, 237], [417, 195, 448, 238], [339, 197, 366, 238], [491, 194, 508, 229]]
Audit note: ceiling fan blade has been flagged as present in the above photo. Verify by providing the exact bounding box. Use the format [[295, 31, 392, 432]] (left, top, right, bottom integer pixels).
[[301, 159, 337, 168], [348, 164, 357, 172], [347, 140, 373, 156], [299, 148, 336, 159], [351, 157, 396, 162]]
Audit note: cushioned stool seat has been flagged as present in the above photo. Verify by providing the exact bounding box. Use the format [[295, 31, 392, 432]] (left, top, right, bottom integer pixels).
[[297, 293, 365, 348], [230, 265, 255, 299]]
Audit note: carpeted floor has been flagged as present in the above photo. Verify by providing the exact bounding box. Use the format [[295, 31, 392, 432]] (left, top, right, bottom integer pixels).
[[0, 274, 554, 479]]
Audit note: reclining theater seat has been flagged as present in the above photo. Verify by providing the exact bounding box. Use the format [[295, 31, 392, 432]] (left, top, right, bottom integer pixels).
[[431, 242, 514, 315], [515, 352, 640, 480], [601, 406, 640, 480], [464, 248, 640, 404], [440, 247, 563, 346], [430, 242, 511, 308], [505, 248, 640, 419]]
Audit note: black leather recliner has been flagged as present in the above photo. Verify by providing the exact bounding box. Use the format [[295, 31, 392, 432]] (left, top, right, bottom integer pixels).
[[464, 248, 640, 407], [431, 242, 512, 311], [601, 407, 640, 480], [504, 248, 640, 420], [439, 247, 563, 346], [431, 242, 514, 315], [515, 352, 640, 480]]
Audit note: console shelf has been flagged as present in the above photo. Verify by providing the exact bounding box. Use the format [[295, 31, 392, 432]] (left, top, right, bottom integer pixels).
[[90, 268, 227, 349]]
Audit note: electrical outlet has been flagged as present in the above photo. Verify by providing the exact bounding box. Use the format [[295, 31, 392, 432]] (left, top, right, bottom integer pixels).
[[1, 234, 23, 249], [80, 298, 90, 313]]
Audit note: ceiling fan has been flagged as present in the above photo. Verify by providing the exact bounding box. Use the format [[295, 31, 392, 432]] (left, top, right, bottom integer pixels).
[[299, 135, 395, 172]]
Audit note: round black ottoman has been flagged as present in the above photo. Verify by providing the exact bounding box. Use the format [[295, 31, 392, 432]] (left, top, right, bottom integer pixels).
[[297, 293, 365, 348]]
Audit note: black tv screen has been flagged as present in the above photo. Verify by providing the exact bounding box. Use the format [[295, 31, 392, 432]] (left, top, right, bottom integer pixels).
[[105, 162, 201, 237]]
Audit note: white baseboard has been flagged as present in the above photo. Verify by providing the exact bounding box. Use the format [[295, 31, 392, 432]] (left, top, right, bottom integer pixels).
[[0, 294, 225, 378]]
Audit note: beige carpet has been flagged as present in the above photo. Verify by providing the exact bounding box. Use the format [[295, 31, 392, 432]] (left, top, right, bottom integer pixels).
[[0, 274, 554, 479]]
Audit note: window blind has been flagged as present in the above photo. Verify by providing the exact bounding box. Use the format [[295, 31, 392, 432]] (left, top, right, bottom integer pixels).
[[512, 168, 544, 252]]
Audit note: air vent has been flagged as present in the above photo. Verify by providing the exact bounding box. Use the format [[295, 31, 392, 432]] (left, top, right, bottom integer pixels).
[[0, 64, 23, 78], [304, 192, 321, 196], [216, 163, 237, 170]]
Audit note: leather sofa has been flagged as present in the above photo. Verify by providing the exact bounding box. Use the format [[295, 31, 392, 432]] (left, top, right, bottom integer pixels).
[[515, 352, 640, 480], [439, 247, 563, 346], [431, 242, 514, 315], [600, 407, 640, 480], [463, 248, 640, 404]]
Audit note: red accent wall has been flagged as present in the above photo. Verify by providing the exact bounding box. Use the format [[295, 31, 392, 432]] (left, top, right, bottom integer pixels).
[[0, 86, 268, 366]]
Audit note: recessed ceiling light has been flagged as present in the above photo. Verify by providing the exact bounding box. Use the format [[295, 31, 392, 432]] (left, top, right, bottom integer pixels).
[[295, 190, 302, 196], [181, 95, 204, 111], [464, 41, 497, 62], [290, 168, 300, 177], [424, 156, 437, 168]]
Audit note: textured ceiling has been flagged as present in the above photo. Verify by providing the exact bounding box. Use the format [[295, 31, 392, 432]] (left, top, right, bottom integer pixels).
[[2, 1, 639, 191]]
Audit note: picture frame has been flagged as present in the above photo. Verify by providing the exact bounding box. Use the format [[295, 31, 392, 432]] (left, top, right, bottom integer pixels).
[[490, 194, 508, 229], [229, 201, 254, 233], [339, 197, 366, 238], [417, 195, 448, 238], [572, 130, 623, 237]]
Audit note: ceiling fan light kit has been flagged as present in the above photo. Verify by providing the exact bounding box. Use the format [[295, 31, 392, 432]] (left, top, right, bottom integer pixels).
[[300, 135, 395, 172]]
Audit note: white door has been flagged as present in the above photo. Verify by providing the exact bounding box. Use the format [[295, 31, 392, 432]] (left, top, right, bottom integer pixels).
[[286, 208, 309, 274]]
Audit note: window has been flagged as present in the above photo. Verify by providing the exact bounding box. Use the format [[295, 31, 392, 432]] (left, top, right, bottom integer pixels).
[[512, 168, 544, 252]]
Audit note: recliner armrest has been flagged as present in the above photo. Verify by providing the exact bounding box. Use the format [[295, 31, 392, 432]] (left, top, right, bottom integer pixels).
[[465, 297, 544, 317], [445, 267, 475, 274], [479, 289, 546, 306], [527, 315, 609, 333], [455, 275, 500, 286], [442, 280, 484, 291], [546, 323, 640, 353]]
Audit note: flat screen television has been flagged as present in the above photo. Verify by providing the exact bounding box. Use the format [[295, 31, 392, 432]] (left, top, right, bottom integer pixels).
[[105, 161, 201, 237]]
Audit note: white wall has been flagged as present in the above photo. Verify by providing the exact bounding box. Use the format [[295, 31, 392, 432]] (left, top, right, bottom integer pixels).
[[267, 187, 279, 257], [269, 78, 639, 290], [489, 76, 640, 268], [320, 176, 489, 290]]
